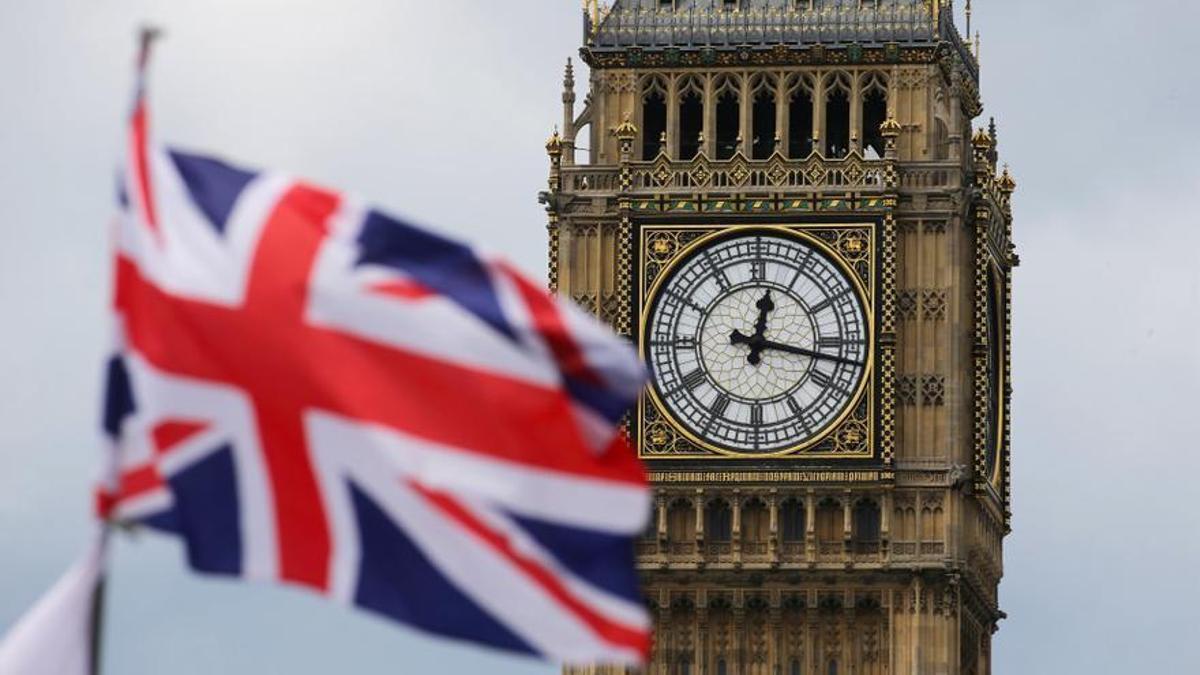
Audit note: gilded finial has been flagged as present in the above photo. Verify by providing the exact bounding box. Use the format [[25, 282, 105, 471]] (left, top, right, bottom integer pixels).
[[546, 127, 563, 155], [613, 114, 639, 141], [998, 164, 1016, 193], [971, 127, 992, 149], [879, 116, 902, 138]]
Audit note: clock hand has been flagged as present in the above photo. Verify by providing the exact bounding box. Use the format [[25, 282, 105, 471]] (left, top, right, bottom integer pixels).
[[729, 291, 777, 366], [752, 290, 774, 340], [730, 329, 766, 366], [757, 339, 865, 367]]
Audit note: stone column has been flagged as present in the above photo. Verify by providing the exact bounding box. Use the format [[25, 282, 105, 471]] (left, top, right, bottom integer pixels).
[[666, 74, 680, 160], [739, 72, 752, 157], [703, 74, 716, 157]]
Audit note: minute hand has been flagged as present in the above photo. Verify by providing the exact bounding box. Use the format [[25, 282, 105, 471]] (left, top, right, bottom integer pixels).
[[758, 340, 864, 367]]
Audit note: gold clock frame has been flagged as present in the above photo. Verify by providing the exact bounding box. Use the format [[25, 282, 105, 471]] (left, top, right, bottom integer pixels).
[[636, 223, 877, 461], [973, 201, 1013, 513]]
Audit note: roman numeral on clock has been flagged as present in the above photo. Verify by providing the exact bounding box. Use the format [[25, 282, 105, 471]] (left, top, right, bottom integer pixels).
[[818, 336, 844, 350], [702, 394, 731, 434], [703, 251, 731, 290], [710, 394, 730, 417], [810, 369, 833, 388], [682, 369, 706, 391], [786, 396, 812, 432]]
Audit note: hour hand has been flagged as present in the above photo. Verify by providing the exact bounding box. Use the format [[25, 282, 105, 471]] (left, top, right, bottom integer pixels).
[[753, 291, 775, 337], [730, 329, 765, 365]]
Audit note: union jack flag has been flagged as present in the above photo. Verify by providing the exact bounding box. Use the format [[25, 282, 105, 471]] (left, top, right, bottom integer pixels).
[[96, 43, 650, 666]]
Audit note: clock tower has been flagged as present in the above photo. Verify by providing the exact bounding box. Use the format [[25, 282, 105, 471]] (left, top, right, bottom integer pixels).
[[542, 2, 1016, 674]]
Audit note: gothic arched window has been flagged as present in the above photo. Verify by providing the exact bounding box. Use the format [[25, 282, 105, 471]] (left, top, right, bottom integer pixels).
[[815, 498, 842, 551], [852, 499, 882, 553], [824, 73, 851, 158], [667, 498, 695, 545], [678, 76, 704, 160], [641, 77, 668, 160], [787, 74, 815, 158], [714, 75, 741, 159], [861, 73, 889, 158], [706, 499, 733, 542], [751, 74, 778, 159], [741, 498, 769, 553], [934, 117, 950, 160], [780, 498, 806, 543]]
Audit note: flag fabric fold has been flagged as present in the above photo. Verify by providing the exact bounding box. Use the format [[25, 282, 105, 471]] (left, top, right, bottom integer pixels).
[[88, 42, 651, 666], [0, 531, 107, 675]]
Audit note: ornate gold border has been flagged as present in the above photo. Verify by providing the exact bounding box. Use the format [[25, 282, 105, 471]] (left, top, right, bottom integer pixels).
[[636, 223, 876, 460], [988, 265, 1007, 493], [973, 209, 1008, 510]]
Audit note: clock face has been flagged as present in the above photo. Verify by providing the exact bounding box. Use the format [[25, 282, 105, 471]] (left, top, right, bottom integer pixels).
[[645, 231, 870, 454], [984, 268, 1005, 481]]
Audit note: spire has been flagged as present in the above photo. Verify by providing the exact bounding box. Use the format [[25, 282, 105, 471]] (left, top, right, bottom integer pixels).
[[563, 57, 575, 95], [561, 58, 577, 166], [965, 0, 973, 38]]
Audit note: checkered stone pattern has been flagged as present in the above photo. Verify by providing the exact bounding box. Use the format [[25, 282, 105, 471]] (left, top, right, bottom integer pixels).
[[973, 354, 990, 482], [972, 209, 991, 484], [1002, 269, 1015, 525], [879, 346, 897, 465], [881, 213, 899, 336], [615, 217, 634, 337], [547, 218, 561, 294]]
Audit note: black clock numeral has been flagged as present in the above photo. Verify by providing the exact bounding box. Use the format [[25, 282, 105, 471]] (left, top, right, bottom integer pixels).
[[702, 394, 731, 434], [810, 369, 832, 388], [786, 396, 812, 432], [809, 288, 851, 315], [818, 336, 844, 350], [703, 251, 731, 291], [667, 289, 706, 313], [710, 394, 730, 417], [787, 266, 805, 290], [750, 403, 763, 426], [681, 369, 706, 392], [650, 336, 697, 349], [809, 297, 834, 314]]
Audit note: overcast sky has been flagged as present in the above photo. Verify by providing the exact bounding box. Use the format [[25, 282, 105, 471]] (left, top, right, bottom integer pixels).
[[1, 1, 1197, 673]]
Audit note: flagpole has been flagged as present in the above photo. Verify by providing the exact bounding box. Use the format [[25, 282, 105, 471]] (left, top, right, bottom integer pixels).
[[84, 26, 166, 675], [88, 528, 110, 675]]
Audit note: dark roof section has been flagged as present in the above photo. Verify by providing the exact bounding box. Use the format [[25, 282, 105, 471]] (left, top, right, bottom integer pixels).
[[591, 0, 943, 49], [586, 1, 976, 77]]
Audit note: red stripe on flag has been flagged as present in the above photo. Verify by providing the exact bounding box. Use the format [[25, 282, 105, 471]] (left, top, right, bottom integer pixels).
[[152, 420, 209, 455], [411, 481, 650, 658], [499, 263, 604, 387], [130, 101, 159, 237], [370, 279, 436, 301]]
